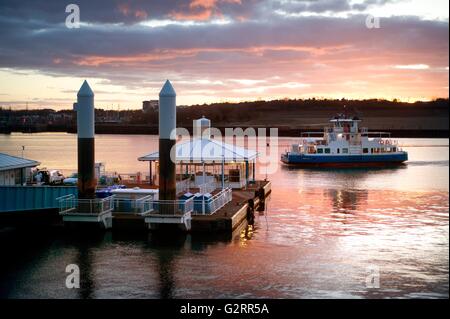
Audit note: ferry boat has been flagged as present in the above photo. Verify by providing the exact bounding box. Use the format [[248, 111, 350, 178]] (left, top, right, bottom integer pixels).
[[281, 114, 408, 167]]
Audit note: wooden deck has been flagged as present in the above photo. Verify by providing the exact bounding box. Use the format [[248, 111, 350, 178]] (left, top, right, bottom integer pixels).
[[191, 180, 271, 232], [112, 180, 272, 233]]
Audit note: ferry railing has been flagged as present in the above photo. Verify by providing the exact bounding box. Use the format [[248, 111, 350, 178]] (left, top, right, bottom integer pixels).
[[367, 132, 392, 138], [300, 131, 323, 137], [57, 195, 115, 215]]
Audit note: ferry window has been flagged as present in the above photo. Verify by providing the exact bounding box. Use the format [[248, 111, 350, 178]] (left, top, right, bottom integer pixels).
[[325, 148, 331, 154], [392, 147, 397, 152], [343, 148, 349, 154], [337, 149, 340, 154], [363, 148, 369, 154], [317, 148, 323, 154]]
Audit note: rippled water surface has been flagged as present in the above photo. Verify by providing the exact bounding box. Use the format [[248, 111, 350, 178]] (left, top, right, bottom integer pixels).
[[0, 134, 448, 298]]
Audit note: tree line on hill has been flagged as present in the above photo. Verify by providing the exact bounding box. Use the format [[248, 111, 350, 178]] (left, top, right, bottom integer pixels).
[[0, 98, 448, 127]]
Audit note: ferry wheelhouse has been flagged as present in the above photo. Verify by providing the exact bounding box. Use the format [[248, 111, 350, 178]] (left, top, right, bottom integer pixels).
[[281, 115, 408, 167]]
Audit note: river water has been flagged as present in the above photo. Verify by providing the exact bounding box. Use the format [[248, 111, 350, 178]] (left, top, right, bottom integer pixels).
[[0, 134, 448, 298]]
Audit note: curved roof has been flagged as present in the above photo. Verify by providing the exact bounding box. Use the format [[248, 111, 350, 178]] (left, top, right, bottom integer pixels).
[[0, 153, 40, 171], [138, 138, 258, 163]]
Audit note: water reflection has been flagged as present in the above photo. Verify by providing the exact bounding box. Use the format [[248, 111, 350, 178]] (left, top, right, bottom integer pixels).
[[326, 189, 368, 214], [74, 242, 95, 299], [146, 230, 187, 299], [0, 136, 448, 298], [65, 231, 107, 299]]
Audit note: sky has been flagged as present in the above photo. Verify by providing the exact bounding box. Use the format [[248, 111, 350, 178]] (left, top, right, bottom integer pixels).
[[0, 0, 448, 110]]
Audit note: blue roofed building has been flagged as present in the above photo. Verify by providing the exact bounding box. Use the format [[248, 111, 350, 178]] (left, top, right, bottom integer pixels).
[[0, 153, 40, 186]]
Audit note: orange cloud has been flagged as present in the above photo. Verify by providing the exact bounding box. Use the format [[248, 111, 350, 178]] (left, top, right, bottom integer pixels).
[[169, 9, 214, 21], [170, 0, 242, 21], [117, 3, 130, 16], [117, 3, 148, 20], [190, 0, 217, 9], [134, 10, 148, 19], [73, 45, 350, 67], [190, 0, 242, 9]]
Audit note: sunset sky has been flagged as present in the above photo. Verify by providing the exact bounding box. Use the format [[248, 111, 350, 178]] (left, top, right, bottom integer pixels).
[[0, 0, 448, 110]]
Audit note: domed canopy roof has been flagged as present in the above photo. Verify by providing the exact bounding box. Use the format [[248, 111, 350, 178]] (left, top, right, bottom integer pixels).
[[138, 138, 258, 163]]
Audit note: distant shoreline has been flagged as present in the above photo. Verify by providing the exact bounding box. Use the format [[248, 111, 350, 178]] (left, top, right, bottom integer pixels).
[[1, 124, 448, 138], [2, 98, 448, 139]]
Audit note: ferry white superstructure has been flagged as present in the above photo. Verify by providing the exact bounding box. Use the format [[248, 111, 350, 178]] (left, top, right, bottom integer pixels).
[[281, 114, 408, 167]]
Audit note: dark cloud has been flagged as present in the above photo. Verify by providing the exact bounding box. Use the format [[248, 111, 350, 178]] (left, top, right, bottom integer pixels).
[[0, 0, 258, 24], [351, 0, 397, 11], [0, 0, 400, 26], [0, 0, 447, 104], [0, 11, 446, 62], [271, 0, 352, 13]]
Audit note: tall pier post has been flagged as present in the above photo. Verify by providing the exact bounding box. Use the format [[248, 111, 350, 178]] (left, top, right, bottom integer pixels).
[[77, 80, 96, 199], [158, 80, 177, 208]]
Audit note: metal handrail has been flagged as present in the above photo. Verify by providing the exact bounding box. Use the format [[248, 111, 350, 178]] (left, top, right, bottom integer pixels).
[[198, 180, 216, 194], [58, 195, 115, 215], [193, 187, 232, 215], [136, 195, 155, 215], [144, 197, 194, 216], [209, 187, 232, 214], [56, 194, 76, 213], [55, 194, 75, 201], [176, 178, 190, 193]]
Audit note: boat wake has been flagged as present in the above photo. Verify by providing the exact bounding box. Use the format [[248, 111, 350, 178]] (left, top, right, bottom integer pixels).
[[406, 160, 449, 167]]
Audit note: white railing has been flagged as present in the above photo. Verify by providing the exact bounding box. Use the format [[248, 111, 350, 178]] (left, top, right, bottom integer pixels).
[[198, 180, 217, 194], [113, 195, 155, 215], [57, 195, 115, 215], [56, 194, 76, 214], [224, 180, 247, 190], [176, 179, 190, 193], [193, 187, 232, 215], [145, 197, 194, 216], [209, 187, 232, 214], [136, 195, 154, 215]]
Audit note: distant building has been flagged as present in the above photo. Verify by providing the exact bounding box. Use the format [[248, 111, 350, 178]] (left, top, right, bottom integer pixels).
[[73, 102, 78, 111], [0, 153, 40, 186], [143, 100, 158, 113]]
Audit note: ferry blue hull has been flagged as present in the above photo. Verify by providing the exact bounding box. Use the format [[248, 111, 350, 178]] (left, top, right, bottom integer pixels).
[[281, 153, 408, 167]]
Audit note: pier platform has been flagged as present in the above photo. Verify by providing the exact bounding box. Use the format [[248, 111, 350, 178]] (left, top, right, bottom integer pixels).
[[1, 181, 271, 235], [110, 180, 271, 233], [192, 181, 271, 232]]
